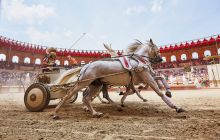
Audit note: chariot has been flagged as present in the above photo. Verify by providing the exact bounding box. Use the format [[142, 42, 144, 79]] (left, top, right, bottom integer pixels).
[[24, 67, 79, 112]]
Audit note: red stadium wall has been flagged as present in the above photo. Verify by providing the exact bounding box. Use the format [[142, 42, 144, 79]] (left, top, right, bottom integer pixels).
[[159, 36, 220, 62], [0, 35, 220, 70]]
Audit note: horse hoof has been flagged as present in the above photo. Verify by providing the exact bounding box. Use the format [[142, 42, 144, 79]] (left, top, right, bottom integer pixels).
[[165, 91, 172, 98], [92, 112, 103, 118], [119, 92, 125, 95], [121, 104, 125, 107], [143, 99, 147, 102], [176, 108, 185, 113], [53, 115, 60, 120], [117, 107, 123, 112], [101, 101, 109, 104], [83, 106, 89, 112]]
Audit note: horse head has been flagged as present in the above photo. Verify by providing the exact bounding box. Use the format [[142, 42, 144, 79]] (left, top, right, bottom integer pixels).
[[146, 39, 162, 63], [126, 39, 162, 63]]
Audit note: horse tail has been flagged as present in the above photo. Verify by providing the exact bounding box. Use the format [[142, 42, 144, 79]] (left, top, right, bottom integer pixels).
[[103, 43, 118, 57], [55, 67, 82, 84]]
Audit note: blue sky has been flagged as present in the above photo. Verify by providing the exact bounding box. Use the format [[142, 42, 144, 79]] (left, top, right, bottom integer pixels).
[[0, 0, 220, 50]]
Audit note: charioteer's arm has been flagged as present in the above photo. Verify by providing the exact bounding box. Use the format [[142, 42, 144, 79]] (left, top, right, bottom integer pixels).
[[67, 55, 78, 65]]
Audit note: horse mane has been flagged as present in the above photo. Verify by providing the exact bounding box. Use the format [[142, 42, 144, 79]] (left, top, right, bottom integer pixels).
[[126, 39, 143, 54]]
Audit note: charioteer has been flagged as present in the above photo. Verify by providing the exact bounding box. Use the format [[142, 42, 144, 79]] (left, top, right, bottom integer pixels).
[[43, 47, 58, 69]]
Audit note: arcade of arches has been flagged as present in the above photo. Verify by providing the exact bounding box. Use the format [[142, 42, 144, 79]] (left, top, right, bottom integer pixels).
[[0, 35, 220, 70]]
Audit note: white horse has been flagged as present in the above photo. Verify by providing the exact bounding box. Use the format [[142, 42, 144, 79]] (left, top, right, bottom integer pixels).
[[52, 39, 184, 119], [102, 43, 171, 106]]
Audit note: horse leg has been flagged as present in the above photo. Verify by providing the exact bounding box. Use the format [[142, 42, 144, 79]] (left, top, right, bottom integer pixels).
[[160, 77, 172, 98], [121, 88, 133, 107], [155, 76, 172, 98], [136, 85, 147, 102], [101, 84, 115, 104], [82, 87, 91, 112], [97, 94, 107, 104], [82, 84, 104, 117], [140, 71, 184, 113], [91, 84, 123, 111], [52, 82, 90, 119]]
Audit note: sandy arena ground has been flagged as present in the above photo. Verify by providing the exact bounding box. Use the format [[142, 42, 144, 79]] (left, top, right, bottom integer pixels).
[[0, 89, 220, 140]]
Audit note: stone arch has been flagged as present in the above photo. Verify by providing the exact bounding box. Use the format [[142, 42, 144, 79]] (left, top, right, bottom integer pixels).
[[55, 60, 60, 65], [64, 60, 69, 66], [24, 57, 31, 64], [170, 55, 176, 62], [181, 54, 187, 60], [204, 50, 211, 57], [0, 53, 6, 61], [192, 52, 198, 59], [12, 56, 19, 63], [162, 57, 166, 62], [35, 58, 41, 65]]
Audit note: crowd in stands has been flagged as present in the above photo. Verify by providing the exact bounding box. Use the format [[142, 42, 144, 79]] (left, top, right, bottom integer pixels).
[[0, 70, 37, 86], [154, 66, 209, 87], [152, 58, 213, 69]]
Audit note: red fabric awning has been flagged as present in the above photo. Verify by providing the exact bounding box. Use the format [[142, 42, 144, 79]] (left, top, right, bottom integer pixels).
[[190, 41, 196, 48], [195, 40, 201, 47], [209, 37, 215, 45], [217, 35, 220, 43], [202, 38, 208, 45], [164, 46, 169, 52], [185, 42, 190, 48], [159, 47, 164, 53], [179, 43, 184, 49]]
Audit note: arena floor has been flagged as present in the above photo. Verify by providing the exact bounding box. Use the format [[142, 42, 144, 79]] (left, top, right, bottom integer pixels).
[[0, 89, 220, 140]]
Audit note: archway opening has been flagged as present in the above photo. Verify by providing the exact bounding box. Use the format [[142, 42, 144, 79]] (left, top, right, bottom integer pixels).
[[64, 60, 69, 66], [204, 50, 211, 57], [0, 54, 6, 61], [181, 54, 187, 60], [171, 55, 176, 62], [24, 57, 30, 64], [55, 60, 60, 65], [35, 58, 41, 65], [192, 52, 198, 59], [162, 57, 166, 62], [12, 56, 19, 63]]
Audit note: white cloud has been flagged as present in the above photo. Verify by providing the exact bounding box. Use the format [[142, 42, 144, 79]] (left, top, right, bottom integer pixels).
[[170, 0, 179, 6], [2, 0, 55, 24], [124, 0, 164, 15], [63, 30, 74, 38], [25, 26, 66, 48], [151, 0, 163, 13], [124, 5, 147, 15]]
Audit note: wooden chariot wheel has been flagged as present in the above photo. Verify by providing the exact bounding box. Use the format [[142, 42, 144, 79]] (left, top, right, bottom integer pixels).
[[24, 83, 50, 112]]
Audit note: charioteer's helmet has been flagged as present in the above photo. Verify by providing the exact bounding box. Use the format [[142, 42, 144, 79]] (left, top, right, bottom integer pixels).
[[46, 47, 57, 54]]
